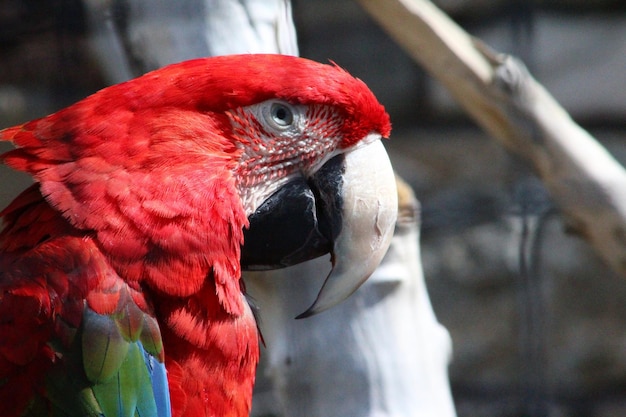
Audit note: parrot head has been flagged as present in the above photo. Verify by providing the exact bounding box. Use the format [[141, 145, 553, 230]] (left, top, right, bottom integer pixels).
[[210, 54, 397, 316], [1, 54, 397, 317]]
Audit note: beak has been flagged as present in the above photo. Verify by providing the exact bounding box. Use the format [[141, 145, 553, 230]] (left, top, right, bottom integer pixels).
[[241, 139, 397, 317]]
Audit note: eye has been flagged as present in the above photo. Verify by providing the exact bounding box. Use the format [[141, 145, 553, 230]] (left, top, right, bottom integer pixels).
[[271, 103, 293, 126], [265, 101, 297, 130]]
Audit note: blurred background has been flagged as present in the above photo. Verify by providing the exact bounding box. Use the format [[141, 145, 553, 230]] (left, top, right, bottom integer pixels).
[[1, 1, 626, 416]]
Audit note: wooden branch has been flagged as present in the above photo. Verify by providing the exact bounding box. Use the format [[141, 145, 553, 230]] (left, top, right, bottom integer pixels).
[[357, 0, 626, 277]]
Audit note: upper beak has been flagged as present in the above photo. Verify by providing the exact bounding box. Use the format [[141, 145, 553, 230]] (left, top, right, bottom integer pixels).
[[241, 139, 397, 317]]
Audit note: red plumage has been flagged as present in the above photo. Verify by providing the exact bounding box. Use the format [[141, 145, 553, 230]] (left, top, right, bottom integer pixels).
[[0, 54, 390, 416]]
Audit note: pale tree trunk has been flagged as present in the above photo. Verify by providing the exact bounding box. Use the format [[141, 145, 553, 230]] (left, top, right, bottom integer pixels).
[[84, 0, 298, 83], [356, 0, 626, 279]]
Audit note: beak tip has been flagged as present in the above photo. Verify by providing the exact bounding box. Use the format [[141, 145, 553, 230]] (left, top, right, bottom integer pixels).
[[294, 139, 398, 320], [294, 309, 315, 320]]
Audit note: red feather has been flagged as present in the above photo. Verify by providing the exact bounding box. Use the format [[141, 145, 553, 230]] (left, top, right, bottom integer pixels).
[[0, 54, 390, 416]]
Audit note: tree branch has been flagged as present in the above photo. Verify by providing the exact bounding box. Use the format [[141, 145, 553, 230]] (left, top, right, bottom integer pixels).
[[357, 0, 626, 277]]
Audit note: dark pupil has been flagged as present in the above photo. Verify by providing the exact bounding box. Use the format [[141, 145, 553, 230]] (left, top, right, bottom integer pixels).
[[275, 107, 287, 121]]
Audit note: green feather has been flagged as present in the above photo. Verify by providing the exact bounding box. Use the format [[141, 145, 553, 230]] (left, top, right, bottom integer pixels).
[[114, 300, 145, 342], [91, 342, 158, 417], [138, 315, 164, 360], [40, 300, 166, 416], [82, 308, 130, 383]]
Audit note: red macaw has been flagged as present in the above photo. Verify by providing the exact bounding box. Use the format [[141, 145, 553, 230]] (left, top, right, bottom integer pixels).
[[0, 54, 397, 417]]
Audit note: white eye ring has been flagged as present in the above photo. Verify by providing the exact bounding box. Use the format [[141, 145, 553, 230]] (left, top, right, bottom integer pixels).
[[264, 101, 297, 130]]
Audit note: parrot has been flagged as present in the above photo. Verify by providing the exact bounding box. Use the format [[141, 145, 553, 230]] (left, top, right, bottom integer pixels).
[[0, 54, 397, 417]]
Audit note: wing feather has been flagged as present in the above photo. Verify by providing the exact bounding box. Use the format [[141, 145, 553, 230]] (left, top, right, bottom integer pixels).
[[0, 189, 170, 417]]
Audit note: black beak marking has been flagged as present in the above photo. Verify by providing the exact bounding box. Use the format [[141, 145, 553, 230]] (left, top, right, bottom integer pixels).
[[241, 154, 346, 271]]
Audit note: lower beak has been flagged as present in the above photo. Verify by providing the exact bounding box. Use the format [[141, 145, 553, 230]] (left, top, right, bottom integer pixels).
[[241, 139, 397, 317]]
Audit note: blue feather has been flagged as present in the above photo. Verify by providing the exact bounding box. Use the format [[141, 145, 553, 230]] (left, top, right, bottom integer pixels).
[[140, 342, 172, 417]]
